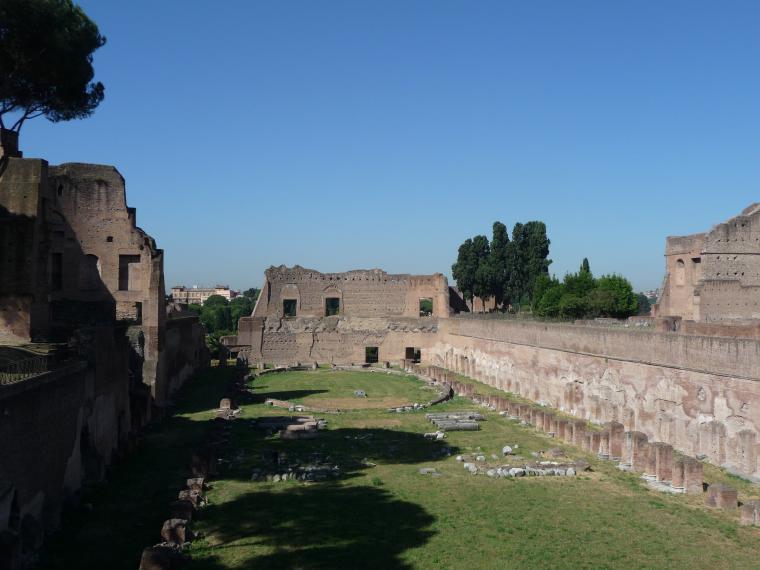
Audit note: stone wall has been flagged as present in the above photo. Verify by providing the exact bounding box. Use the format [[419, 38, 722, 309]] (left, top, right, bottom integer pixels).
[[425, 317, 760, 480], [230, 266, 450, 365], [248, 316, 439, 365], [0, 328, 132, 564], [0, 143, 209, 566], [254, 266, 450, 319]]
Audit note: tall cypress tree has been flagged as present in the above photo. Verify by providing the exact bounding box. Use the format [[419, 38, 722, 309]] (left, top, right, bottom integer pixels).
[[452, 238, 476, 306], [522, 221, 551, 302], [471, 235, 491, 311], [488, 221, 511, 309]]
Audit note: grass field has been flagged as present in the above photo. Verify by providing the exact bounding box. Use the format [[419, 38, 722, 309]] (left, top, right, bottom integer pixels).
[[42, 366, 760, 570]]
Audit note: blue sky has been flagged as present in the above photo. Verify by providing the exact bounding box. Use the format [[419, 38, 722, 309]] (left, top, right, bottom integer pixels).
[[19, 1, 760, 291]]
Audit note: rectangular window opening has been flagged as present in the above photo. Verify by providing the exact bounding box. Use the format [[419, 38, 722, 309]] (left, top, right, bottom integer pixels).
[[405, 347, 421, 363], [325, 297, 340, 316], [118, 255, 141, 291], [365, 346, 379, 364], [283, 299, 297, 317], [419, 297, 433, 317]]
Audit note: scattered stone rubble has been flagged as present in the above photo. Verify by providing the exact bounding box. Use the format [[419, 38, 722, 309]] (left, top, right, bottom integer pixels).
[[426, 411, 484, 431], [455, 452, 588, 478], [138, 369, 252, 569], [253, 415, 327, 440], [250, 449, 341, 483]]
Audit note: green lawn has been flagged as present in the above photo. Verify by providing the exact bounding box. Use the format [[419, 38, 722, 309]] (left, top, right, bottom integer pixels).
[[42, 366, 760, 570], [255, 368, 439, 409]]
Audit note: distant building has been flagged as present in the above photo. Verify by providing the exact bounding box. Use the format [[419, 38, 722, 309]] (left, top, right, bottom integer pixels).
[[170, 285, 239, 305]]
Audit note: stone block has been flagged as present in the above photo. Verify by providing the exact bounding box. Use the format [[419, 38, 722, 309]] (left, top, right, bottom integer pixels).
[[139, 545, 186, 570], [682, 457, 703, 494], [740, 500, 760, 525], [624, 431, 648, 470], [608, 421, 625, 460], [161, 518, 189, 546], [653, 442, 674, 482], [705, 483, 738, 510], [219, 398, 232, 410], [672, 457, 685, 490]]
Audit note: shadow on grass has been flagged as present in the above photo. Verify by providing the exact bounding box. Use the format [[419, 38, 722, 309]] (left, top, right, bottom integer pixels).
[[248, 388, 330, 403], [223, 421, 460, 482], [189, 484, 435, 570]]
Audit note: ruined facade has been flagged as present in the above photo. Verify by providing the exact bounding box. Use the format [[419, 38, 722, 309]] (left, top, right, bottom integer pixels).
[[655, 203, 760, 323], [227, 266, 450, 365], [0, 136, 208, 564]]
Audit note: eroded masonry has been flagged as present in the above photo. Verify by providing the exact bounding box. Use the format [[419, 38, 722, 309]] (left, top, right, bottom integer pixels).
[[0, 131, 207, 564], [225, 206, 760, 482]]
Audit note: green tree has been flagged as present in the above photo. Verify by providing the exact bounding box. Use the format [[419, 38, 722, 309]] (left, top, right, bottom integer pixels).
[[558, 292, 586, 319], [534, 282, 565, 318], [487, 221, 511, 309], [531, 273, 555, 313], [594, 275, 638, 318], [523, 221, 552, 301], [508, 223, 527, 305], [581, 258, 591, 273], [452, 238, 477, 307], [471, 235, 492, 311], [206, 329, 233, 359], [231, 296, 253, 326], [636, 293, 651, 316], [243, 288, 260, 301], [0, 0, 106, 135]]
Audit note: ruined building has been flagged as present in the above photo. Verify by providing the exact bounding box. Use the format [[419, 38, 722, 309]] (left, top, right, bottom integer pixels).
[[0, 131, 208, 564], [229, 216, 760, 483], [226, 266, 450, 365], [655, 203, 760, 323]]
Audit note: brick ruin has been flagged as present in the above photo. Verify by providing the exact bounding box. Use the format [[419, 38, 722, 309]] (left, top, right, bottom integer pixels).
[[0, 134, 208, 564], [226, 265, 449, 365], [226, 208, 760, 483], [655, 203, 760, 323]]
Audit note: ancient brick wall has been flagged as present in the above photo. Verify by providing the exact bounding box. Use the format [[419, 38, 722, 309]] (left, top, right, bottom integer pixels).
[[255, 266, 450, 319], [252, 317, 439, 365], [0, 158, 51, 342], [656, 204, 760, 323], [426, 317, 760, 479], [163, 315, 209, 401]]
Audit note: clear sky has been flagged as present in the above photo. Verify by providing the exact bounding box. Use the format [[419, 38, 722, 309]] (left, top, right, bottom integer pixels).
[[18, 1, 760, 292]]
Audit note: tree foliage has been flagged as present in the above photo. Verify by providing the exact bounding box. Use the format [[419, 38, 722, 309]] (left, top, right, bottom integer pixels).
[[533, 261, 639, 320], [0, 0, 106, 133], [452, 238, 476, 306], [452, 220, 551, 312], [243, 288, 261, 301], [471, 235, 491, 306], [188, 291, 255, 335], [636, 293, 651, 316]]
